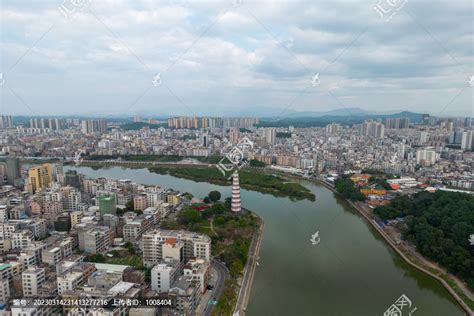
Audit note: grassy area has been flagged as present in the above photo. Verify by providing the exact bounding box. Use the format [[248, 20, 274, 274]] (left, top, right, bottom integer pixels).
[[149, 166, 315, 201], [119, 122, 167, 130], [86, 244, 151, 281], [196, 155, 224, 164], [86, 154, 183, 162]]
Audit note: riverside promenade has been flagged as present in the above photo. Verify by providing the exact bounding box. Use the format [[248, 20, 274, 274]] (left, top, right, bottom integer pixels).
[[315, 179, 473, 316], [234, 215, 265, 316]]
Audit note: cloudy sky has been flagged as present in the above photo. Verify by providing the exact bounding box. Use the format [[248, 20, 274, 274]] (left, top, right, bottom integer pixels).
[[0, 0, 472, 117]]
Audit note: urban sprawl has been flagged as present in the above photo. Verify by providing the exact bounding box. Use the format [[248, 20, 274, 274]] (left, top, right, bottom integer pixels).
[[0, 113, 473, 315]]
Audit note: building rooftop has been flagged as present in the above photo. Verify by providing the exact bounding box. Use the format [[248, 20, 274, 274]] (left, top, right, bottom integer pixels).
[[90, 263, 129, 273], [0, 263, 11, 271], [108, 281, 135, 296]]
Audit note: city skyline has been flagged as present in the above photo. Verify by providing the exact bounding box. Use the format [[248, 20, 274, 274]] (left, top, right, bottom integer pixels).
[[1, 1, 472, 117], [0, 1, 473, 315]]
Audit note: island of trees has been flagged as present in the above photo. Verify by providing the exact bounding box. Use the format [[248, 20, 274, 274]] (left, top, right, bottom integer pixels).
[[148, 166, 315, 201]]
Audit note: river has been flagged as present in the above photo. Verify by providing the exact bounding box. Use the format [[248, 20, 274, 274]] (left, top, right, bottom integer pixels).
[[66, 165, 465, 316]]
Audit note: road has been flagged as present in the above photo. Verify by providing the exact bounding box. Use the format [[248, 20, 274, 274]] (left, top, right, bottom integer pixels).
[[234, 217, 265, 316], [203, 259, 229, 316]]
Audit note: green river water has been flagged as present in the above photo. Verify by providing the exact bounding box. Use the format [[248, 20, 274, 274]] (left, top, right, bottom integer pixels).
[[66, 166, 466, 316]]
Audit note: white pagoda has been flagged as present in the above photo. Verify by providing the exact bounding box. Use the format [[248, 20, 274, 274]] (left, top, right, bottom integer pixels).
[[231, 171, 242, 213]]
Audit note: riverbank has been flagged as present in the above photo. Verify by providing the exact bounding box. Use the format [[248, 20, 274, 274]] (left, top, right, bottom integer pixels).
[[66, 165, 466, 315], [234, 213, 265, 316], [315, 179, 474, 316], [80, 161, 315, 201], [147, 165, 316, 201]]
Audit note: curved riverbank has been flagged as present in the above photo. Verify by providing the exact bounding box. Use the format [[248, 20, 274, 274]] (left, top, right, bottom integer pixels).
[[314, 179, 473, 316], [235, 214, 265, 316], [65, 165, 466, 315], [147, 165, 316, 201]]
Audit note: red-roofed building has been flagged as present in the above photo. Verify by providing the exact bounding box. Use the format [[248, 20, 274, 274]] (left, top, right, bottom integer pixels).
[[390, 183, 401, 190], [165, 237, 177, 246]]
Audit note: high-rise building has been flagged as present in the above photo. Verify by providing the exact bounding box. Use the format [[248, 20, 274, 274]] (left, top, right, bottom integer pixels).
[[81, 119, 107, 134], [199, 133, 209, 147], [461, 131, 474, 151], [142, 229, 211, 267], [5, 156, 20, 185], [64, 170, 80, 188], [29, 118, 65, 130], [0, 116, 13, 129], [231, 172, 241, 213], [397, 144, 406, 159], [151, 259, 181, 293], [167, 116, 259, 129], [27, 164, 53, 194], [464, 117, 472, 128], [98, 193, 117, 215], [22, 267, 45, 297], [326, 123, 341, 134], [359, 121, 384, 138], [229, 128, 240, 144], [264, 128, 276, 145], [77, 224, 112, 253], [416, 149, 437, 166], [449, 130, 464, 144], [385, 118, 410, 129], [0, 263, 12, 305]]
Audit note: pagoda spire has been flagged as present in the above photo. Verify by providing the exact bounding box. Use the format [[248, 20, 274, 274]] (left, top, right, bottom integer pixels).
[[231, 171, 241, 213]]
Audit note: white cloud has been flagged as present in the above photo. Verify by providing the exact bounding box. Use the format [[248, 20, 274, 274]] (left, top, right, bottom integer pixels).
[[0, 0, 472, 116]]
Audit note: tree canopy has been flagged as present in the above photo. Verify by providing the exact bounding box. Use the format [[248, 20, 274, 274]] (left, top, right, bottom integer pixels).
[[335, 177, 365, 201], [374, 191, 474, 290], [208, 190, 222, 202]]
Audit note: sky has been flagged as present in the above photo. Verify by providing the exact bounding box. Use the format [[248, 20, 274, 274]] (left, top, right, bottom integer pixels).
[[0, 0, 473, 117]]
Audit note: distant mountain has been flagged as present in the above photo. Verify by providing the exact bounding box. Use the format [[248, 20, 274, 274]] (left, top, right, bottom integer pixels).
[[284, 107, 371, 118], [375, 111, 424, 122], [258, 110, 426, 128]]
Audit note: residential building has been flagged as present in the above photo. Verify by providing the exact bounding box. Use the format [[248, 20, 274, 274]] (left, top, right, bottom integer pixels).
[[22, 267, 45, 297], [142, 229, 210, 267]]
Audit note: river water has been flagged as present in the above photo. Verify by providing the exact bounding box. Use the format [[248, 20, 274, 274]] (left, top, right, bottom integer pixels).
[[66, 165, 465, 316]]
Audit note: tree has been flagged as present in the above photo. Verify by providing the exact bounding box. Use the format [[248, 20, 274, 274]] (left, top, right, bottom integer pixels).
[[125, 200, 134, 212], [249, 159, 266, 167], [374, 191, 474, 290], [203, 196, 211, 204], [178, 208, 201, 225], [124, 241, 136, 255], [229, 260, 244, 278], [224, 197, 232, 209], [88, 253, 106, 263], [208, 191, 221, 202], [116, 208, 125, 216], [183, 192, 194, 200]]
